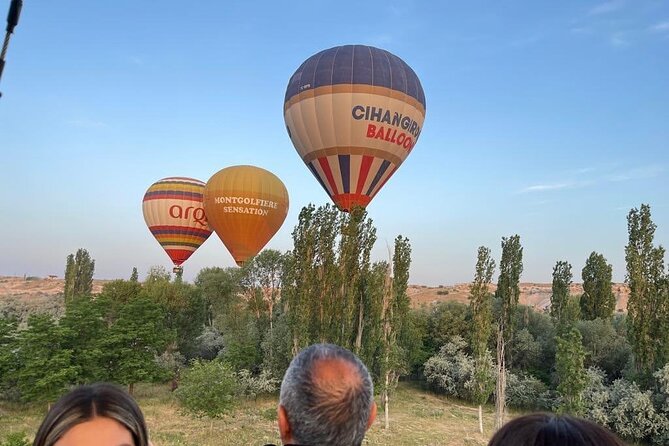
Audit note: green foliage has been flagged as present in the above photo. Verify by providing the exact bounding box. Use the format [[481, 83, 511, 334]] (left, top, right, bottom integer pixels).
[[506, 372, 551, 410], [581, 367, 611, 426], [63, 248, 95, 300], [496, 235, 524, 343], [425, 301, 471, 353], [423, 336, 478, 401], [15, 314, 79, 402], [608, 378, 664, 442], [175, 360, 237, 418], [469, 246, 496, 405], [581, 252, 615, 320], [235, 369, 279, 399], [550, 260, 573, 333], [195, 267, 243, 326], [625, 204, 668, 376], [130, 267, 139, 282], [555, 327, 587, 415], [100, 297, 173, 388], [577, 317, 631, 380], [0, 432, 30, 446], [0, 317, 18, 399], [60, 296, 109, 383]]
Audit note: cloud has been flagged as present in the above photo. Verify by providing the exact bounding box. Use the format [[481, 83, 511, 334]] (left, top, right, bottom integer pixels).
[[589, 0, 625, 16], [649, 21, 669, 33], [518, 180, 593, 194], [607, 165, 665, 182]]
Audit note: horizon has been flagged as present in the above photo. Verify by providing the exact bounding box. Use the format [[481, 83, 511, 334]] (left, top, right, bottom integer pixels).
[[1, 1, 667, 286]]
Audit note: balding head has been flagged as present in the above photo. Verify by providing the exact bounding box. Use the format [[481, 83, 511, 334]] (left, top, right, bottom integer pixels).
[[278, 344, 376, 446]]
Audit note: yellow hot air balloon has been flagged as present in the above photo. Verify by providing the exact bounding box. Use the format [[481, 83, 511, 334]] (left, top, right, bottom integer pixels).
[[203, 165, 289, 266], [284, 44, 426, 212], [142, 177, 213, 272]]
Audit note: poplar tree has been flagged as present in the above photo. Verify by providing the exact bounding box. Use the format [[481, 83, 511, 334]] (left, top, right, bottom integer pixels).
[[551, 261, 573, 332], [63, 248, 95, 300], [626, 204, 668, 376], [130, 267, 139, 282], [379, 235, 412, 429], [494, 235, 523, 430], [555, 327, 587, 415], [580, 252, 615, 320], [469, 246, 496, 433]]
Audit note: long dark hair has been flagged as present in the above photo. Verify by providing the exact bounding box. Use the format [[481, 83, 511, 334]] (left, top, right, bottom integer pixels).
[[488, 413, 626, 446], [33, 383, 149, 446]]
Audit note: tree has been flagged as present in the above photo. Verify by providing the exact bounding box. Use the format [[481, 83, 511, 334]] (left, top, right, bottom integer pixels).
[[0, 317, 18, 397], [379, 235, 412, 429], [625, 204, 668, 376], [550, 260, 573, 333], [469, 246, 496, 433], [194, 266, 243, 327], [60, 296, 109, 383], [555, 327, 587, 415], [175, 359, 237, 423], [15, 314, 79, 403], [100, 297, 173, 394], [130, 267, 139, 282], [494, 234, 523, 429], [581, 252, 615, 320], [63, 249, 95, 300]]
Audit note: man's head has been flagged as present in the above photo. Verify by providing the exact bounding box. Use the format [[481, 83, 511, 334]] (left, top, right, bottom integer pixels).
[[278, 343, 377, 446]]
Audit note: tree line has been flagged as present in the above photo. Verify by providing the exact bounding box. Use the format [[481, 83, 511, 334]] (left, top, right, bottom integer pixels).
[[1, 203, 667, 445]]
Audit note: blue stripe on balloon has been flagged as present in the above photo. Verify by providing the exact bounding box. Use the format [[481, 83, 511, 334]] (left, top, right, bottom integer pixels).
[[338, 155, 350, 194], [284, 45, 425, 110], [366, 160, 391, 196], [308, 162, 330, 195]]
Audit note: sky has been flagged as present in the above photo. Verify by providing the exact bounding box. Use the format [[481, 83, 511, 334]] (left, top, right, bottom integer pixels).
[[0, 0, 667, 286]]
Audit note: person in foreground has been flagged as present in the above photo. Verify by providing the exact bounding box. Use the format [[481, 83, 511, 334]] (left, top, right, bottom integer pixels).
[[273, 343, 377, 446], [488, 413, 627, 446], [33, 382, 150, 446]]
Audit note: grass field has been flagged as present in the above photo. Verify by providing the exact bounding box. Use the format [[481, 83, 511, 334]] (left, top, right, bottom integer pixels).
[[0, 383, 500, 445]]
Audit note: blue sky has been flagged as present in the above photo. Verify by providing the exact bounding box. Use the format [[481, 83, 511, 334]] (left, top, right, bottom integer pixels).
[[1, 0, 667, 285]]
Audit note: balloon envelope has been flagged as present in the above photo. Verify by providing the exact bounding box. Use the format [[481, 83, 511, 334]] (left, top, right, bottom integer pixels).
[[142, 177, 213, 266], [284, 44, 426, 211], [203, 165, 289, 266]]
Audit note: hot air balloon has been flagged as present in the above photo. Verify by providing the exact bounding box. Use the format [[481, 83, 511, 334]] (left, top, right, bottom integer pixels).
[[203, 165, 289, 266], [284, 44, 426, 212], [142, 177, 213, 273]]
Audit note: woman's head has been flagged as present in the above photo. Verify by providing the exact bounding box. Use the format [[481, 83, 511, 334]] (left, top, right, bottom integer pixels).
[[488, 413, 626, 446], [33, 383, 149, 446]]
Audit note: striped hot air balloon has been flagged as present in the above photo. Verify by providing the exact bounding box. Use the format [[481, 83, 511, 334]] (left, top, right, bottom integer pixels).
[[142, 177, 213, 269], [284, 44, 426, 212]]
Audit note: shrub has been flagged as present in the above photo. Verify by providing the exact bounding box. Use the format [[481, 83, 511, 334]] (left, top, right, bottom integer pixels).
[[608, 379, 664, 442], [581, 367, 611, 426], [175, 360, 237, 418], [236, 369, 279, 399], [506, 372, 551, 410], [423, 336, 476, 401]]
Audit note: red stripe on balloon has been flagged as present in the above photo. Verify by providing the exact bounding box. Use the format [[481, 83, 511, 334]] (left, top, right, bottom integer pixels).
[[318, 157, 340, 196], [356, 155, 374, 195]]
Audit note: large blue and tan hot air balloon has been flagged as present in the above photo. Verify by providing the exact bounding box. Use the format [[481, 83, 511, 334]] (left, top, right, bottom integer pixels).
[[284, 44, 426, 212], [142, 177, 213, 271]]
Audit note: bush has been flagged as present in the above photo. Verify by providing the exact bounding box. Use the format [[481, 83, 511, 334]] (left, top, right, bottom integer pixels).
[[236, 369, 279, 399], [608, 379, 665, 442], [506, 372, 551, 410], [423, 336, 476, 401], [581, 367, 611, 426], [175, 360, 237, 418]]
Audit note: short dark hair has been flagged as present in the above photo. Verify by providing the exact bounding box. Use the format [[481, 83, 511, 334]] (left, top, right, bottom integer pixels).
[[33, 383, 149, 446], [488, 413, 627, 446], [279, 343, 374, 446]]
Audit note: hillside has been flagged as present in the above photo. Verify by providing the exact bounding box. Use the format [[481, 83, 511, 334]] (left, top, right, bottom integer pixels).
[[0, 276, 629, 319]]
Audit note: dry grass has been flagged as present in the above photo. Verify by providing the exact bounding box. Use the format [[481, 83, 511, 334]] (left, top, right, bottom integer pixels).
[[0, 383, 501, 445]]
